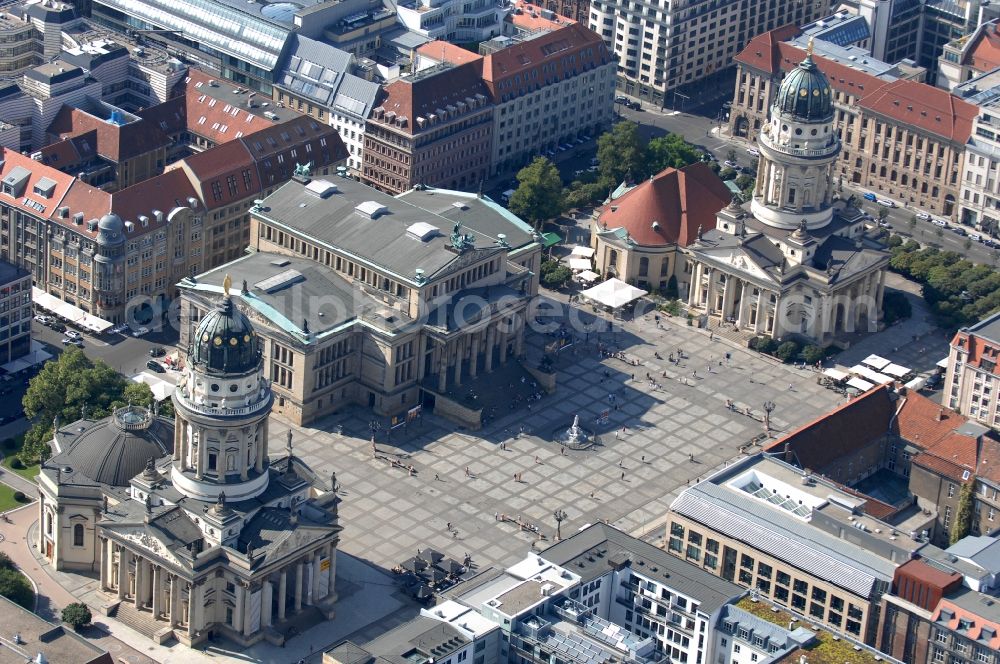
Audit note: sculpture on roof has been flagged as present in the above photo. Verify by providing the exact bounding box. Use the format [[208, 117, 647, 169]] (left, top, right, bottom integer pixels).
[[294, 162, 314, 178]]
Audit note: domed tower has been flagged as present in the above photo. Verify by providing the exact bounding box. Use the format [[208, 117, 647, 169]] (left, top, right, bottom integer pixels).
[[94, 213, 126, 321], [171, 275, 273, 502], [751, 39, 840, 231]]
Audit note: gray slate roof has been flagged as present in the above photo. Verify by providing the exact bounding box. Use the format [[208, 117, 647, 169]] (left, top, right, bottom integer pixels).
[[946, 535, 1000, 574], [540, 522, 743, 614], [258, 178, 516, 283], [670, 479, 896, 597], [278, 35, 379, 121]]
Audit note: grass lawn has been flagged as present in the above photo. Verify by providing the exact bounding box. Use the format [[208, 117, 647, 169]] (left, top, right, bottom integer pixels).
[[0, 482, 31, 512], [0, 434, 40, 482]]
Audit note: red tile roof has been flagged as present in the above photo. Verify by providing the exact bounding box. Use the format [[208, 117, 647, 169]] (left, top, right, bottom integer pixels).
[[736, 27, 976, 143], [375, 62, 492, 136], [481, 22, 611, 100], [416, 41, 483, 67], [596, 162, 730, 247], [34, 129, 98, 170], [951, 329, 1000, 371], [170, 140, 256, 211], [858, 79, 976, 144], [509, 0, 578, 30], [46, 105, 170, 162], [762, 385, 897, 472], [934, 598, 1000, 650], [895, 392, 977, 462], [182, 69, 272, 145], [976, 436, 1000, 484], [0, 148, 76, 220], [966, 22, 1000, 72]]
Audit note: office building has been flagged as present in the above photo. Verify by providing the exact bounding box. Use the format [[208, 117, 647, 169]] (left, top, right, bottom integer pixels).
[[397, 0, 508, 42], [177, 176, 540, 426], [0, 261, 31, 365], [37, 286, 341, 647], [587, 0, 827, 109]]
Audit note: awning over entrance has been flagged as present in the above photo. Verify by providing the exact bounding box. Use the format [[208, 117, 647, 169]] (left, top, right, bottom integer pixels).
[[541, 232, 561, 248], [32, 287, 113, 333], [570, 245, 595, 258], [580, 278, 648, 309]]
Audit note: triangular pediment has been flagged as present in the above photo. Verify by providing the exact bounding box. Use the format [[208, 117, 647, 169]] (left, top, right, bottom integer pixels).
[[101, 522, 186, 568], [695, 246, 778, 284]]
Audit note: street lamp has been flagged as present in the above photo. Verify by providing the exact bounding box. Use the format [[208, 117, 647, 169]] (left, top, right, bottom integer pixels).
[[763, 401, 775, 435], [553, 509, 567, 541]]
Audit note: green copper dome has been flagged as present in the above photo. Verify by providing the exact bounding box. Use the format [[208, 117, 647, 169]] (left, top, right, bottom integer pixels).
[[190, 294, 261, 376], [774, 49, 833, 123]]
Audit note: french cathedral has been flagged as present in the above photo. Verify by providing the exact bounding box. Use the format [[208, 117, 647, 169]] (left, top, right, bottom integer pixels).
[[686, 41, 889, 344], [36, 277, 340, 647]]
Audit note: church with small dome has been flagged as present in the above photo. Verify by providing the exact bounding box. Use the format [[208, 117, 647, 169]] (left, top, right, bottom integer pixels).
[[36, 278, 341, 647], [684, 41, 889, 344]]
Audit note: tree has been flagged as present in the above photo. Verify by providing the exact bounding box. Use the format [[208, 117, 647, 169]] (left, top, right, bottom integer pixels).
[[908, 214, 918, 233], [800, 344, 824, 365], [596, 121, 646, 185], [734, 174, 755, 198], [882, 290, 912, 325], [21, 348, 129, 463], [950, 481, 975, 545], [775, 341, 801, 363], [62, 602, 92, 631], [563, 181, 608, 210], [726, 148, 737, 163], [0, 568, 33, 610], [877, 205, 890, 223], [645, 133, 702, 173], [539, 259, 572, 289], [718, 167, 737, 181], [509, 157, 564, 227], [664, 275, 679, 299]]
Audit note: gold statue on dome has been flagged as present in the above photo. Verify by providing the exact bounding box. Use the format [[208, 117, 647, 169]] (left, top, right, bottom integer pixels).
[[223, 274, 232, 296]]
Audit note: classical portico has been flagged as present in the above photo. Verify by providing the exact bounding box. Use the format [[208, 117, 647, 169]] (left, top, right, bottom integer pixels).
[[684, 44, 888, 345]]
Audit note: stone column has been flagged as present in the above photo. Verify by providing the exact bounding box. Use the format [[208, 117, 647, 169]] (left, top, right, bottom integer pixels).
[[498, 325, 508, 365], [453, 337, 463, 388], [186, 582, 196, 638], [311, 551, 321, 604], [484, 326, 496, 373], [294, 562, 303, 613], [36, 495, 45, 552], [737, 281, 751, 328], [151, 566, 161, 618], [242, 584, 254, 636], [468, 331, 478, 378], [326, 543, 337, 596], [721, 277, 735, 320], [705, 270, 717, 313], [416, 335, 428, 381], [173, 420, 182, 461], [277, 570, 287, 622], [117, 548, 128, 599], [754, 292, 766, 334], [254, 425, 265, 474], [513, 315, 524, 357], [262, 580, 273, 628], [170, 575, 179, 626], [437, 346, 448, 392], [195, 427, 205, 480], [240, 435, 249, 481], [876, 271, 886, 315], [687, 263, 702, 307], [234, 582, 245, 632], [99, 538, 108, 589]]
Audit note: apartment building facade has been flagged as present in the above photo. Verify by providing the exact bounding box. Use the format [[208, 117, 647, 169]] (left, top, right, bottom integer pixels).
[[362, 62, 493, 195], [945, 311, 1000, 431], [588, 0, 826, 109], [0, 261, 31, 365], [730, 28, 975, 218]]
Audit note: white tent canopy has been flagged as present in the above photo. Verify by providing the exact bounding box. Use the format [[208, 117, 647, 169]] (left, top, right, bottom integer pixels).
[[823, 367, 850, 382], [850, 364, 894, 385], [32, 287, 113, 333], [882, 363, 911, 378], [861, 354, 891, 371], [580, 278, 648, 309], [570, 245, 595, 258], [131, 373, 176, 402], [568, 258, 592, 271], [846, 377, 875, 392], [937, 357, 950, 369], [576, 270, 599, 283]]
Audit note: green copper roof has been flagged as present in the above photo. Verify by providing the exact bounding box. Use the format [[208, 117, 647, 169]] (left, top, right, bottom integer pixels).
[[774, 52, 833, 122]]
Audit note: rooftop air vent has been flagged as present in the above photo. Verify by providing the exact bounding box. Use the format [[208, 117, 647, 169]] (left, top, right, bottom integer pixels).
[[355, 200, 388, 219], [407, 222, 440, 241], [305, 179, 337, 198]]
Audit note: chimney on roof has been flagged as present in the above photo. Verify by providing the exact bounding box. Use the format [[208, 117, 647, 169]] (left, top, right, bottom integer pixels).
[[784, 442, 793, 463], [937, 408, 945, 422]]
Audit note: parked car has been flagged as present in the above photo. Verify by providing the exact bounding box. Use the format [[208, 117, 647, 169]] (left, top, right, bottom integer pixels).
[[33, 314, 52, 325], [131, 326, 150, 337], [968, 232, 983, 242], [149, 346, 166, 357], [615, 95, 628, 104], [48, 321, 66, 333], [64, 329, 82, 340], [925, 373, 942, 389], [146, 360, 166, 373], [931, 218, 949, 228], [862, 192, 877, 202], [952, 226, 968, 236], [876, 198, 896, 208], [61, 337, 83, 347], [915, 211, 931, 220], [746, 147, 760, 157], [724, 160, 739, 169], [628, 101, 641, 110]]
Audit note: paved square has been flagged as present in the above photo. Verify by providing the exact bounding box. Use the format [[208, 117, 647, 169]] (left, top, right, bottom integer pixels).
[[271, 303, 845, 573]]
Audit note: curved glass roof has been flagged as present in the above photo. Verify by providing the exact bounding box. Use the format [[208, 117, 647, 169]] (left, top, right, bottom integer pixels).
[[99, 0, 289, 70]]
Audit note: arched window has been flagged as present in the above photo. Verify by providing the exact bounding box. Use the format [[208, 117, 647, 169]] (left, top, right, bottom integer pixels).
[[45, 512, 52, 535], [73, 523, 84, 547], [638, 257, 649, 276]]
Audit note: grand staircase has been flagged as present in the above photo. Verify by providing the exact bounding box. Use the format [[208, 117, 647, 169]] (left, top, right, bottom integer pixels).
[[110, 601, 166, 640]]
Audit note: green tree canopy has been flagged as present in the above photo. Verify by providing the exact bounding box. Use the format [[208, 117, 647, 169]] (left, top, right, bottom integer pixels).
[[596, 121, 645, 185], [645, 133, 703, 173], [62, 602, 93, 631], [509, 157, 564, 227], [0, 568, 33, 610], [21, 348, 129, 463]]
